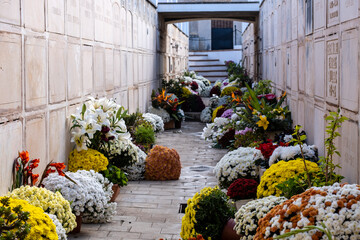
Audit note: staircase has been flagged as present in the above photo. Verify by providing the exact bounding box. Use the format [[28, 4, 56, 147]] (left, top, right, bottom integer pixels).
[[188, 52, 228, 83]]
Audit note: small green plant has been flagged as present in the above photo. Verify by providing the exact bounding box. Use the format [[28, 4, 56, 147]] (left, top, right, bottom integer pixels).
[[101, 165, 128, 187], [0, 197, 31, 240], [319, 109, 348, 185], [274, 222, 333, 240], [289, 125, 312, 188], [134, 124, 155, 145], [194, 189, 235, 240]]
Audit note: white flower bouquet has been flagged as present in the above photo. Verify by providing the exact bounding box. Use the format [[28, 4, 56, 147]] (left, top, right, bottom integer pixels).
[[202, 117, 230, 144], [70, 97, 131, 151], [148, 106, 171, 123], [100, 139, 138, 169], [214, 147, 263, 188], [43, 170, 116, 223], [200, 107, 212, 123], [122, 145, 147, 181], [256, 183, 360, 240], [269, 144, 318, 166], [234, 196, 287, 240], [143, 113, 164, 132]]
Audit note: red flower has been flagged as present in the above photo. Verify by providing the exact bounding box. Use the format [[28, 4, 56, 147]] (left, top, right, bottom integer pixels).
[[227, 178, 258, 200], [257, 142, 279, 160], [31, 174, 39, 186], [29, 159, 40, 170]]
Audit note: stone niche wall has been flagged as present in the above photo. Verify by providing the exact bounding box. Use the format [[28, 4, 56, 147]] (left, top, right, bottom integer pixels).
[[242, 0, 360, 184], [159, 22, 189, 80], [0, 0, 188, 194]]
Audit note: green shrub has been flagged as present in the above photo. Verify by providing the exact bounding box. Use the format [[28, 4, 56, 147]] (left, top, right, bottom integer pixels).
[[194, 189, 235, 240], [100, 165, 128, 187], [134, 124, 155, 145]]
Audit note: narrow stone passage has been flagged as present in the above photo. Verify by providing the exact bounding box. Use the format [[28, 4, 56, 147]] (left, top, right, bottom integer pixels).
[[69, 121, 227, 240]]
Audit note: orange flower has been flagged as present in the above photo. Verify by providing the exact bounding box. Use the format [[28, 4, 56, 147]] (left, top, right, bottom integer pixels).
[[19, 151, 30, 163], [231, 92, 242, 104]]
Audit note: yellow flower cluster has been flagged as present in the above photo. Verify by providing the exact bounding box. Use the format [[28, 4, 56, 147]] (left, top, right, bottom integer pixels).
[[182, 87, 192, 98], [212, 105, 225, 122], [257, 159, 320, 198], [8, 186, 76, 233], [220, 86, 240, 97], [180, 186, 218, 240], [68, 148, 108, 172], [1, 197, 58, 240]]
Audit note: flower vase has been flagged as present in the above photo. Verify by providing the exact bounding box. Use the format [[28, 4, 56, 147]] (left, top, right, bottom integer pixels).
[[221, 218, 240, 240], [70, 214, 82, 234], [164, 119, 175, 130], [110, 184, 120, 202]]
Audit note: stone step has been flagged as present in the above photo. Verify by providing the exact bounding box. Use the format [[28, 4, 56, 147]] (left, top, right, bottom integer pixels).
[[188, 65, 227, 71], [188, 55, 210, 60], [205, 76, 228, 82], [188, 60, 222, 66], [189, 52, 208, 56], [184, 112, 201, 120], [197, 71, 228, 77]]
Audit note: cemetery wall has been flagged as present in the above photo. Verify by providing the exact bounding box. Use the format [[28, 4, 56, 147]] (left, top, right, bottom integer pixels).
[[0, 0, 188, 193], [242, 0, 360, 184]]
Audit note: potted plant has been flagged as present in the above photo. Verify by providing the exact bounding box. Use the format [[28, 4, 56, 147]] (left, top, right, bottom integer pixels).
[[42, 170, 116, 225], [181, 186, 239, 240], [101, 165, 128, 202]]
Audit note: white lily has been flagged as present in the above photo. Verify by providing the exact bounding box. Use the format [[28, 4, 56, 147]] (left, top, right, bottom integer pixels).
[[80, 118, 101, 139], [71, 131, 88, 151]]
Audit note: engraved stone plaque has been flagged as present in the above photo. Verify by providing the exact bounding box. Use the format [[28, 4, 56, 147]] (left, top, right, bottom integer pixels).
[[326, 38, 339, 104], [327, 0, 339, 27], [47, 0, 65, 34], [66, 0, 80, 37], [80, 0, 94, 40]]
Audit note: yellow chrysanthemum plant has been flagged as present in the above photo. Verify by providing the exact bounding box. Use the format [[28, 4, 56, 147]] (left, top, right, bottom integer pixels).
[[257, 159, 320, 198], [8, 186, 77, 233], [211, 105, 225, 122], [180, 186, 235, 240], [0, 197, 58, 240], [68, 148, 108, 172]]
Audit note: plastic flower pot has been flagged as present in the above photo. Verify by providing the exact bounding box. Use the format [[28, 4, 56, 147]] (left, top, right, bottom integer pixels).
[[110, 184, 120, 202], [221, 218, 240, 240], [70, 213, 83, 234]]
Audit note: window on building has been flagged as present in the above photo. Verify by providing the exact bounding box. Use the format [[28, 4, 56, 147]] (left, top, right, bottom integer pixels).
[[305, 0, 313, 35], [211, 20, 233, 50]]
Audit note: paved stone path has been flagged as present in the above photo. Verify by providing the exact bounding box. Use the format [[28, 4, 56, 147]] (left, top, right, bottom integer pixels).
[[69, 121, 227, 240]]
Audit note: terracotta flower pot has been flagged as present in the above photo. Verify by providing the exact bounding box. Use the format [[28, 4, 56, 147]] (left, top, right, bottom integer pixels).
[[70, 214, 82, 234], [110, 184, 120, 202], [221, 218, 240, 240]]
